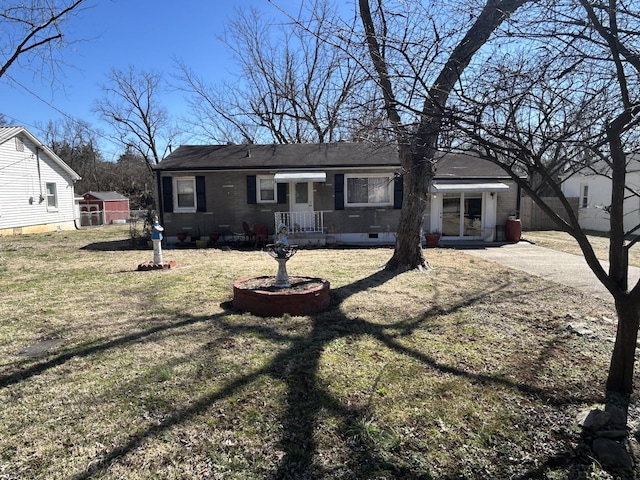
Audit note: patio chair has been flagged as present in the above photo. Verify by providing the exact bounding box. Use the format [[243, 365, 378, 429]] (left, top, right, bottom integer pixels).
[[253, 224, 269, 248], [242, 222, 255, 243]]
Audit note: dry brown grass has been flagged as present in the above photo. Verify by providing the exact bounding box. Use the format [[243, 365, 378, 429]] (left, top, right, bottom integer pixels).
[[0, 226, 632, 479]]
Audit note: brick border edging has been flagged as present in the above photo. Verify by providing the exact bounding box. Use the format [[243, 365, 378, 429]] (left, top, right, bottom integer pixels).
[[232, 276, 331, 317]]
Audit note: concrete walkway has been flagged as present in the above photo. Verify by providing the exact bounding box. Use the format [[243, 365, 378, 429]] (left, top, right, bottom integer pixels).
[[462, 241, 640, 303]]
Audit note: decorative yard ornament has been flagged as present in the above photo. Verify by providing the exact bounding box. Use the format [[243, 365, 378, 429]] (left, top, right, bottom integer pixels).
[[266, 223, 298, 287], [136, 216, 176, 271], [151, 216, 164, 265]]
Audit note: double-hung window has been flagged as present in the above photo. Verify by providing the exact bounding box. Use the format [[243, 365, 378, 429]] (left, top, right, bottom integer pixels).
[[257, 175, 276, 203], [45, 183, 58, 210], [581, 184, 589, 208], [173, 177, 197, 212], [345, 174, 393, 207]]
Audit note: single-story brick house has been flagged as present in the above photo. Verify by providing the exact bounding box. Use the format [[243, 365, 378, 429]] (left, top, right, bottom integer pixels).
[[153, 143, 520, 246], [79, 191, 130, 226]]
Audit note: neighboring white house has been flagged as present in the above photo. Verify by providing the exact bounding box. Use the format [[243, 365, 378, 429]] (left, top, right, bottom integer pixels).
[[0, 126, 81, 235], [561, 157, 640, 233]]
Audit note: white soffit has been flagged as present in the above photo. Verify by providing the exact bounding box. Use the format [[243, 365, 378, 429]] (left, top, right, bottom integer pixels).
[[432, 182, 509, 193], [273, 172, 327, 183]]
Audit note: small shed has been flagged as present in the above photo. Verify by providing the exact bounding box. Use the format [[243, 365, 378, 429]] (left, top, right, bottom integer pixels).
[[79, 191, 130, 226]]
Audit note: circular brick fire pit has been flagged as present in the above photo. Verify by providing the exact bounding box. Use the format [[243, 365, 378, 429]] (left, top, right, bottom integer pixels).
[[232, 275, 330, 317]]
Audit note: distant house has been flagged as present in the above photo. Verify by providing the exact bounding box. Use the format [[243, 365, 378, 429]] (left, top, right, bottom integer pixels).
[[561, 158, 640, 233], [153, 143, 520, 245], [0, 126, 81, 235], [79, 191, 130, 226]]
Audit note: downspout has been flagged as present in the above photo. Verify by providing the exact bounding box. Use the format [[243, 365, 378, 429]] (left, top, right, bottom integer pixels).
[[74, 192, 82, 230], [36, 147, 44, 203], [156, 170, 164, 225]]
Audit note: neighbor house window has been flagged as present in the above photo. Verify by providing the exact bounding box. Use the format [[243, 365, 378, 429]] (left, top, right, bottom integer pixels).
[[581, 184, 589, 208], [45, 183, 58, 210], [173, 177, 196, 212], [257, 175, 276, 203], [345, 174, 393, 206], [15, 137, 24, 152]]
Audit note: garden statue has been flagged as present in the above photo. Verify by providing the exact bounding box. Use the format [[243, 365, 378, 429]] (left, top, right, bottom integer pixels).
[[266, 223, 297, 287], [151, 216, 164, 265]]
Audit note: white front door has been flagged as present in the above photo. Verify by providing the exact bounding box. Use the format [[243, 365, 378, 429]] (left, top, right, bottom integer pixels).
[[289, 182, 314, 231]]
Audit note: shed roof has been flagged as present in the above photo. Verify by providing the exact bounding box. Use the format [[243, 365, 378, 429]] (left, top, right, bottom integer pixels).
[[156, 143, 510, 179], [82, 191, 129, 201]]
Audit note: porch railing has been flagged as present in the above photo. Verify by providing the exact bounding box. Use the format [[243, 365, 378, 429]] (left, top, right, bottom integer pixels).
[[275, 211, 326, 234]]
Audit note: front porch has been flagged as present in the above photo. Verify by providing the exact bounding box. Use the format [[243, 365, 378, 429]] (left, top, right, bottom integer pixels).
[[275, 211, 326, 233], [274, 211, 328, 246]]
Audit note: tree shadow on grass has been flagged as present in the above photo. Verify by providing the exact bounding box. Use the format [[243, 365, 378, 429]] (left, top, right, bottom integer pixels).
[[80, 238, 142, 251], [7, 267, 608, 479], [0, 313, 221, 390]]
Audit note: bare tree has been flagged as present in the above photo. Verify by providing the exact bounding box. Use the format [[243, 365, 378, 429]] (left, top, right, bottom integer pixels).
[[447, 0, 640, 397], [176, 4, 370, 144], [0, 0, 87, 80], [358, 0, 530, 271], [95, 66, 179, 169], [42, 117, 103, 194]]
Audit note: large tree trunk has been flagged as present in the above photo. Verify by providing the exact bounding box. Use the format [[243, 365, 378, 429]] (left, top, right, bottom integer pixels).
[[359, 0, 529, 272], [606, 295, 640, 395], [386, 150, 432, 271]]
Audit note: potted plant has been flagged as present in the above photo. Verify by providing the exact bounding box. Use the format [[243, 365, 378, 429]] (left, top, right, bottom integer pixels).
[[425, 231, 441, 248], [176, 231, 188, 243]]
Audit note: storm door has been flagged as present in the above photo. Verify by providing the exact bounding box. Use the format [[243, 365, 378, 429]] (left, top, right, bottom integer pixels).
[[441, 192, 483, 238], [289, 182, 314, 230]]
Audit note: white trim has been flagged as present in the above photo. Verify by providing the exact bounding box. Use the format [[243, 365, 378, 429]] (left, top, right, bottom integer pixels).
[[432, 182, 509, 193], [257, 175, 277, 203], [274, 171, 326, 183], [45, 182, 58, 212], [173, 176, 197, 213]]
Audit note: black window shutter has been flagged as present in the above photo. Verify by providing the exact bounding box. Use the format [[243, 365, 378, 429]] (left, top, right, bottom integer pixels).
[[247, 175, 257, 204], [277, 182, 287, 204], [393, 175, 403, 209], [334, 173, 345, 210], [162, 176, 173, 213], [196, 176, 206, 212]]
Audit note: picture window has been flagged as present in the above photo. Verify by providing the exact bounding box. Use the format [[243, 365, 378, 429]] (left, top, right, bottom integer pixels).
[[345, 174, 393, 206]]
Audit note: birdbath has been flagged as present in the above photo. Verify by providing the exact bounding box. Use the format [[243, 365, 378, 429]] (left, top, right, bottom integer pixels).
[[232, 223, 330, 317], [265, 224, 298, 288]]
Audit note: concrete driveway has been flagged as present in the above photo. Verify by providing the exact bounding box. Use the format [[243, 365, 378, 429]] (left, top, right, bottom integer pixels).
[[462, 241, 640, 303]]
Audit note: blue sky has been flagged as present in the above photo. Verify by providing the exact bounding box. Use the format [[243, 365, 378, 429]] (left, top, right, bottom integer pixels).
[[0, 0, 308, 160]]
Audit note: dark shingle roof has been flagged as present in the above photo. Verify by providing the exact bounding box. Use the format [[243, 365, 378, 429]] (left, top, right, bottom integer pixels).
[[83, 191, 128, 201], [156, 143, 400, 170], [156, 143, 510, 179]]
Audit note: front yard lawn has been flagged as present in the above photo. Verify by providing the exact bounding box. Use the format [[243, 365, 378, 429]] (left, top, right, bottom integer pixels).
[[0, 226, 633, 479]]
